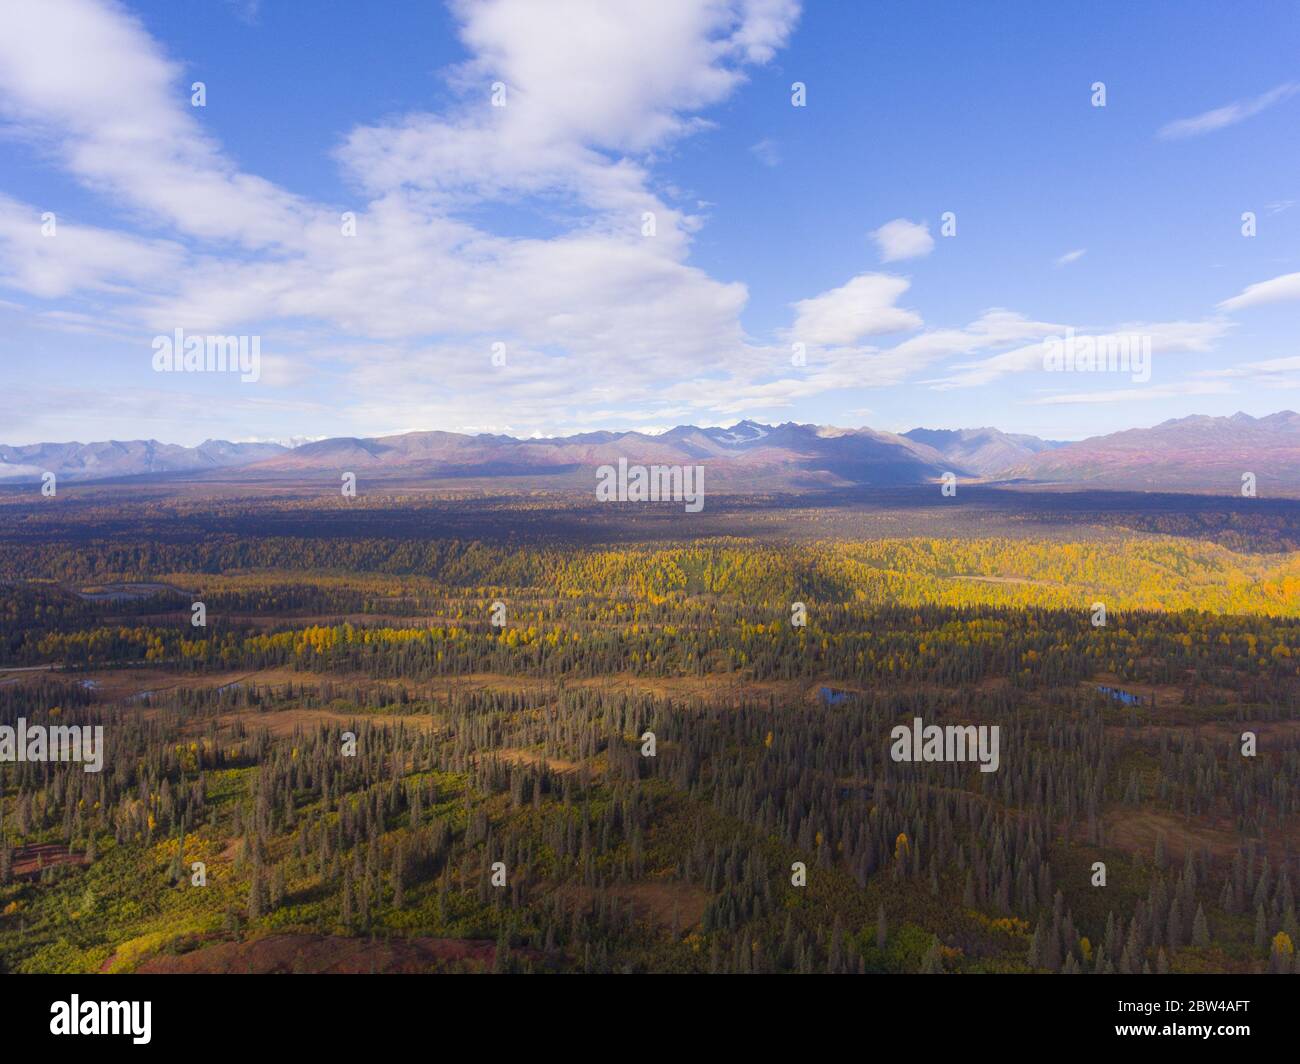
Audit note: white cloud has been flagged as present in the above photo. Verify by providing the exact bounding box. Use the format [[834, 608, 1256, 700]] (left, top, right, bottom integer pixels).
[[789, 273, 922, 346], [1055, 248, 1086, 267], [1218, 271, 1300, 312], [870, 218, 934, 262], [339, 0, 799, 207], [0, 194, 185, 299], [1197, 355, 1300, 381], [1028, 381, 1232, 405], [749, 138, 781, 166], [857, 310, 1066, 386], [0, 0, 817, 436], [225, 0, 261, 25], [1158, 82, 1298, 139], [929, 319, 1231, 389], [0, 0, 315, 247]]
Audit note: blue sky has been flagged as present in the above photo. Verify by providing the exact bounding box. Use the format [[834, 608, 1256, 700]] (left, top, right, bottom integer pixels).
[[0, 0, 1297, 446]]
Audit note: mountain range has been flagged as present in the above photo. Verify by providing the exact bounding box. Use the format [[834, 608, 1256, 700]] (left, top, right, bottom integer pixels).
[[0, 438, 288, 483], [3, 412, 1298, 495]]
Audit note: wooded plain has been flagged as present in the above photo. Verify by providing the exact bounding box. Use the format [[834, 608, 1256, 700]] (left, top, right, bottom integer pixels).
[[1, 483, 1297, 975]]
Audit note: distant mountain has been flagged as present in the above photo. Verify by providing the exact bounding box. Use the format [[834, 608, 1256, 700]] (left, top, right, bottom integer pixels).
[[0, 439, 287, 482], [902, 427, 1063, 477], [1011, 411, 1300, 493], [240, 420, 952, 489], [4, 412, 1298, 494]]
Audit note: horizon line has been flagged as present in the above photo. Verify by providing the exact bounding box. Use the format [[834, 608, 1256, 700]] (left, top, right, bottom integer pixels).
[[3, 408, 1296, 452]]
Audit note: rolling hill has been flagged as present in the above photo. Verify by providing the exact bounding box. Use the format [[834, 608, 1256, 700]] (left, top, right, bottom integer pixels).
[[1011, 411, 1300, 494]]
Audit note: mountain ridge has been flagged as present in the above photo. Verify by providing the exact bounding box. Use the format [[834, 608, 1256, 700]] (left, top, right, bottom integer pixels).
[[3, 411, 1297, 494], [1010, 409, 1300, 492]]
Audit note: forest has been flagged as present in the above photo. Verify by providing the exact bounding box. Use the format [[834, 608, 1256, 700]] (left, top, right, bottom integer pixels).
[[0, 489, 1297, 974]]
